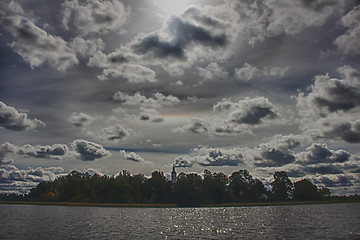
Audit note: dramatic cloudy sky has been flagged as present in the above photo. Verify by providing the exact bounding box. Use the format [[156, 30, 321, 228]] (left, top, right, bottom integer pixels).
[[1, 0, 360, 195]]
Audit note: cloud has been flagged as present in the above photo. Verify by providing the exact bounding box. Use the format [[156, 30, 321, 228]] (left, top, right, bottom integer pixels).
[[313, 175, 355, 188], [296, 143, 351, 165], [196, 62, 228, 80], [127, 7, 232, 76], [251, 134, 305, 167], [0, 165, 64, 194], [174, 119, 208, 135], [302, 164, 344, 175], [1, 15, 78, 71], [296, 65, 360, 143], [215, 97, 278, 125], [69, 37, 104, 58], [174, 156, 193, 168], [334, 5, 360, 56], [16, 144, 69, 160], [0, 143, 16, 165], [234, 63, 288, 81], [132, 15, 228, 59], [174, 146, 244, 168], [120, 150, 150, 164], [68, 112, 94, 128], [88, 50, 157, 82], [112, 91, 180, 108], [99, 124, 132, 142], [225, 0, 346, 45], [0, 101, 45, 131], [61, 0, 130, 35], [139, 108, 164, 123], [175, 96, 279, 136], [71, 139, 110, 161]]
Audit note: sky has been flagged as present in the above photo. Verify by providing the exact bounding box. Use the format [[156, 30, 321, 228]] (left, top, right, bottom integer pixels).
[[0, 0, 360, 195]]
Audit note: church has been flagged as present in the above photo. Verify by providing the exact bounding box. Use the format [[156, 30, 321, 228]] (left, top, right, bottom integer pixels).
[[171, 163, 177, 183]]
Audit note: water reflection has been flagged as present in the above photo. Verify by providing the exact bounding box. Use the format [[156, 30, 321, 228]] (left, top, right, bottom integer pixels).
[[0, 203, 359, 239]]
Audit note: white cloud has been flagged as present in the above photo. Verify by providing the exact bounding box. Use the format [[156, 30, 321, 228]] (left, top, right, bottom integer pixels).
[[295, 65, 360, 143], [196, 62, 228, 80], [334, 5, 360, 56], [68, 112, 95, 128], [174, 146, 244, 168], [0, 165, 64, 194], [234, 63, 288, 81], [120, 150, 151, 164], [69, 37, 104, 58], [225, 0, 347, 45], [61, 0, 130, 35], [1, 15, 78, 71], [71, 139, 110, 161], [0, 101, 45, 131], [0, 143, 16, 165], [112, 91, 180, 108], [98, 124, 132, 142]]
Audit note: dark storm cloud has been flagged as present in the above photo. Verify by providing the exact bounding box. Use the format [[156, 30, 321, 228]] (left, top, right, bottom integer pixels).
[[71, 139, 110, 161], [0, 101, 45, 131], [68, 112, 94, 128], [334, 5, 360, 56], [255, 149, 296, 167], [302, 164, 344, 175], [132, 14, 228, 60], [61, 0, 130, 35], [297, 143, 351, 165], [326, 122, 360, 143]]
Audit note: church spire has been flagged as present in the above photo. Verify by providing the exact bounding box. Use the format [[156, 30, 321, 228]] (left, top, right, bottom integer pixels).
[[171, 162, 177, 183]]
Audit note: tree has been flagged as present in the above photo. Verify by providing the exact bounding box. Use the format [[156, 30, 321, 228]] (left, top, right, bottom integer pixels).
[[229, 169, 254, 202], [174, 172, 203, 206], [202, 170, 228, 204], [271, 171, 293, 202], [293, 179, 319, 201]]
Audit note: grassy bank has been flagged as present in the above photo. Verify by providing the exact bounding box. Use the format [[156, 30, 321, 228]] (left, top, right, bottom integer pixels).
[[1, 200, 359, 208]]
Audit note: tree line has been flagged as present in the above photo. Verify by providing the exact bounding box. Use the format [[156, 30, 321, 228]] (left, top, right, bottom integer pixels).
[[20, 169, 333, 206]]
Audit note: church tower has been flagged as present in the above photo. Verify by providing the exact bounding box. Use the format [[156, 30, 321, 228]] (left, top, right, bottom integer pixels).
[[171, 163, 177, 183]]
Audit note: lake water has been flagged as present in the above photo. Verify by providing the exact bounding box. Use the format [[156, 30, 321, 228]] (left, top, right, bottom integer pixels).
[[0, 203, 359, 239]]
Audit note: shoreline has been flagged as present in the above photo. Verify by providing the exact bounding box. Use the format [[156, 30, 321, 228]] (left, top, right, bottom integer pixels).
[[1, 200, 359, 208]]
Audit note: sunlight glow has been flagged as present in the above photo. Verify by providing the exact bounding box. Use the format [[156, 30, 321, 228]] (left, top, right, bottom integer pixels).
[[153, 0, 190, 16]]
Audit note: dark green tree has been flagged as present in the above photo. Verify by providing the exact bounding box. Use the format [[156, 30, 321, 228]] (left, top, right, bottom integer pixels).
[[202, 170, 228, 204], [293, 179, 319, 201], [271, 171, 293, 202]]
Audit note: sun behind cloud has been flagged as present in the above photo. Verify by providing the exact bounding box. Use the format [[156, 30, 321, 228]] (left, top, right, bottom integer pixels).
[[152, 0, 190, 16]]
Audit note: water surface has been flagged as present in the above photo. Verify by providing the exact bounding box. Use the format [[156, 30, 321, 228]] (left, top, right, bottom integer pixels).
[[0, 203, 359, 239]]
